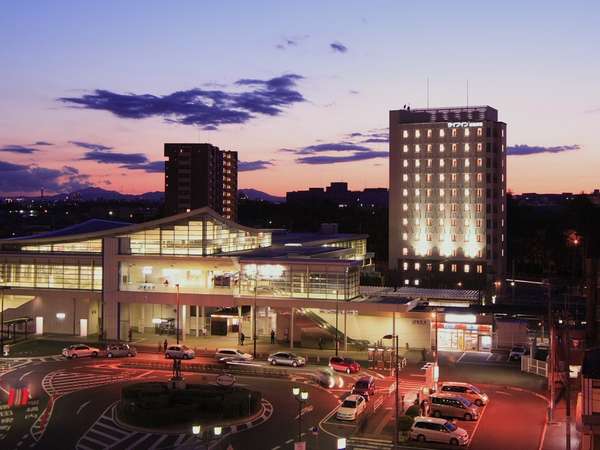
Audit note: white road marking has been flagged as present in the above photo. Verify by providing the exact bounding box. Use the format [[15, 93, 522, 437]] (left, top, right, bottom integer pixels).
[[285, 438, 294, 444], [495, 391, 511, 396], [19, 371, 34, 382], [467, 403, 488, 449], [76, 401, 91, 415]]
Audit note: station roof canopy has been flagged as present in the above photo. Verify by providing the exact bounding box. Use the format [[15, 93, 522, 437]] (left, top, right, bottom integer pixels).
[[6, 219, 130, 241], [362, 287, 481, 302]]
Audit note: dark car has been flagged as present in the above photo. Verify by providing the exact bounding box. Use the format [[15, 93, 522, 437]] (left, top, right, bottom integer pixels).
[[329, 356, 361, 374], [106, 344, 137, 358], [352, 375, 375, 399]]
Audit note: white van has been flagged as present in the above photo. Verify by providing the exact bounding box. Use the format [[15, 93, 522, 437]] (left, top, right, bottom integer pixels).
[[410, 416, 469, 446]]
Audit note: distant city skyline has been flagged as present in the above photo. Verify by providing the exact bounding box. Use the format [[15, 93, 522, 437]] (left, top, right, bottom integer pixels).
[[1, 1, 599, 197]]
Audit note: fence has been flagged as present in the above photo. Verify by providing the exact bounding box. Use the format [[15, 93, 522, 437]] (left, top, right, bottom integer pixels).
[[521, 356, 548, 377]]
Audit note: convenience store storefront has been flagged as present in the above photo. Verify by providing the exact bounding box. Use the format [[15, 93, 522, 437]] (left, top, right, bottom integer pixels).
[[435, 314, 493, 352]]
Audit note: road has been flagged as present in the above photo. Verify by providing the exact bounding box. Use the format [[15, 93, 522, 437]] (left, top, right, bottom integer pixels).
[[0, 350, 549, 450]]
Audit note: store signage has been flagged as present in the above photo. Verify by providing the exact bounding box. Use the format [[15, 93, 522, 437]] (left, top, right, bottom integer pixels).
[[444, 313, 477, 323], [447, 121, 483, 128]]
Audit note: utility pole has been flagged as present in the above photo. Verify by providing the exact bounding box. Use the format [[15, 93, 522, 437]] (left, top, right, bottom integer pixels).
[[547, 281, 554, 421]]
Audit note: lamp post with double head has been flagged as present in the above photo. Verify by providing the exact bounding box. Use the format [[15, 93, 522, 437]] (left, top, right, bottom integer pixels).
[[292, 387, 309, 443], [384, 333, 399, 450]]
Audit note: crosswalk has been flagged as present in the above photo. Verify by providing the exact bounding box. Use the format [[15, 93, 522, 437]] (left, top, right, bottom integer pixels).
[[347, 436, 393, 449], [42, 369, 134, 397], [77, 402, 191, 450]]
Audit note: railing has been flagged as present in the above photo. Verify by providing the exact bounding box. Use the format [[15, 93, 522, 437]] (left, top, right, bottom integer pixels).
[[521, 355, 548, 377]]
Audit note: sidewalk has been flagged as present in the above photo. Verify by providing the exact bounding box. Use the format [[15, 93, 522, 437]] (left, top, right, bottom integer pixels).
[[542, 389, 580, 450]]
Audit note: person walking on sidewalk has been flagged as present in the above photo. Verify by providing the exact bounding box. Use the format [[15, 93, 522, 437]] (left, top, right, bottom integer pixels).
[[163, 339, 168, 352], [270, 330, 275, 344], [240, 332, 245, 346]]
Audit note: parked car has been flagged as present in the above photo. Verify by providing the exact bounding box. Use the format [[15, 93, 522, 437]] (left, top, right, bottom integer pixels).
[[329, 356, 360, 374], [508, 345, 528, 360], [429, 393, 479, 421], [410, 416, 469, 446], [215, 348, 253, 363], [314, 368, 344, 389], [440, 382, 488, 406], [351, 375, 376, 400], [62, 344, 100, 359], [336, 394, 367, 421], [165, 344, 195, 360], [106, 344, 137, 358], [267, 352, 306, 367]]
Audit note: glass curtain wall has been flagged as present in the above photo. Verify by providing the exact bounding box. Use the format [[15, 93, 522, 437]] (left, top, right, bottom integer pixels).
[[240, 262, 359, 300], [20, 239, 102, 253], [0, 259, 102, 290]]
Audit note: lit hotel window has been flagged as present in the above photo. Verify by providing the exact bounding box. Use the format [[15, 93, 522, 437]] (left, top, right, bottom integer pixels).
[[415, 262, 420, 270], [477, 234, 482, 242], [451, 264, 457, 272], [426, 203, 432, 212], [477, 173, 483, 182], [452, 234, 457, 242], [451, 129, 457, 137], [402, 247, 408, 255], [451, 159, 457, 168], [477, 265, 483, 273], [465, 143, 470, 152], [415, 144, 421, 153], [403, 189, 408, 197], [452, 143, 457, 152], [426, 234, 432, 242], [476, 219, 483, 227], [465, 174, 470, 181], [426, 218, 433, 226], [464, 264, 470, 273], [477, 143, 483, 152], [439, 263, 445, 272], [403, 174, 409, 182], [402, 232, 408, 240], [439, 174, 445, 182], [476, 204, 483, 212], [403, 262, 408, 271], [403, 160, 409, 168], [451, 204, 457, 212], [426, 174, 432, 183], [403, 145, 409, 153], [415, 130, 421, 138], [415, 160, 421, 168], [403, 130, 409, 138], [440, 129, 445, 137], [439, 188, 445, 197], [402, 218, 408, 225], [426, 189, 432, 197], [476, 188, 483, 197], [439, 218, 444, 226], [465, 128, 470, 137], [451, 188, 457, 197], [451, 173, 457, 182], [464, 188, 470, 197], [439, 159, 445, 168], [415, 218, 420, 225], [477, 128, 483, 136], [465, 158, 470, 168], [476, 158, 483, 167], [415, 204, 420, 211], [426, 159, 432, 168], [439, 204, 445, 212], [427, 129, 432, 137], [402, 203, 408, 211], [415, 279, 420, 286], [440, 144, 445, 153], [405, 279, 410, 285], [427, 144, 432, 153], [415, 174, 421, 182], [415, 188, 420, 196], [465, 204, 470, 211]]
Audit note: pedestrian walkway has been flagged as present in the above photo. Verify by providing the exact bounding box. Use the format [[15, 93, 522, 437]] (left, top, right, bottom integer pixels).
[[541, 390, 580, 450], [347, 436, 393, 449]]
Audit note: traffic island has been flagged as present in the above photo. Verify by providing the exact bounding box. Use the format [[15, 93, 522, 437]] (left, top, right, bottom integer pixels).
[[117, 382, 262, 431]]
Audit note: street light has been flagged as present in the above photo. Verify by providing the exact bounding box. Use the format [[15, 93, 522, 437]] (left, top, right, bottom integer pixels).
[[335, 289, 339, 356], [292, 387, 309, 443], [383, 333, 399, 450], [175, 283, 180, 344]]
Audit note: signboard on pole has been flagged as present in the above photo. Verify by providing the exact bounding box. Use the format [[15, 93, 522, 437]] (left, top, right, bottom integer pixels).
[[294, 442, 306, 450]]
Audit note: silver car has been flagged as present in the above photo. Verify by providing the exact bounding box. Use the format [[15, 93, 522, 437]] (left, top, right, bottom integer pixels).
[[429, 393, 479, 421], [106, 344, 137, 358], [314, 368, 344, 389], [165, 344, 195, 360], [267, 352, 306, 367], [62, 344, 100, 359]]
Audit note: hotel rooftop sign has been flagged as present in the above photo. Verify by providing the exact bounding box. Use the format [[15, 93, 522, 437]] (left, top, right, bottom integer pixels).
[[447, 121, 484, 128]]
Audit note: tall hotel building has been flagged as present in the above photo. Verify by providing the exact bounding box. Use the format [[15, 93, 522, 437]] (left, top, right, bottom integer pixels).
[[389, 106, 507, 289], [164, 143, 238, 220]]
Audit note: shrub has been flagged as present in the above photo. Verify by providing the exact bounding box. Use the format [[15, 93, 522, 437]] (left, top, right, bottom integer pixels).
[[398, 415, 414, 432], [405, 405, 420, 418]]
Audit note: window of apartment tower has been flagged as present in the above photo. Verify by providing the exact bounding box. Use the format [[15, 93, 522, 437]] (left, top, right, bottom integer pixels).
[[402, 232, 408, 240], [477, 265, 483, 273], [464, 264, 470, 273], [477, 235, 482, 243], [465, 174, 470, 182], [426, 203, 432, 212], [426, 218, 433, 226], [465, 158, 470, 168], [464, 188, 470, 197], [402, 203, 408, 211], [415, 203, 420, 211], [476, 158, 483, 167], [426, 174, 432, 183], [451, 173, 457, 182], [452, 143, 457, 152], [440, 159, 445, 168], [403, 144, 409, 153], [426, 264, 433, 272], [403, 262, 409, 271], [477, 143, 483, 152], [425, 159, 431, 168], [415, 130, 422, 138], [403, 174, 408, 182], [427, 144, 432, 153], [451, 188, 457, 197], [403, 159, 409, 167], [476, 219, 483, 227], [439, 263, 445, 272], [427, 129, 433, 137], [402, 218, 408, 225], [415, 174, 421, 182], [439, 174, 445, 182], [439, 204, 445, 212], [477, 173, 483, 182], [415, 188, 420, 196], [402, 247, 408, 256], [451, 159, 457, 168], [440, 144, 445, 153], [451, 264, 457, 272], [403, 188, 408, 197], [465, 128, 470, 137], [415, 160, 421, 168], [464, 143, 470, 152], [476, 204, 483, 213], [440, 129, 446, 137], [414, 262, 420, 270], [415, 144, 421, 153]]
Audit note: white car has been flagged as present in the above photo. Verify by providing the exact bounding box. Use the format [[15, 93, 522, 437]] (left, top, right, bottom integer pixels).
[[62, 344, 100, 359], [410, 416, 469, 446], [508, 345, 528, 360], [336, 394, 367, 421], [215, 348, 253, 363], [165, 344, 195, 360], [314, 368, 344, 389]]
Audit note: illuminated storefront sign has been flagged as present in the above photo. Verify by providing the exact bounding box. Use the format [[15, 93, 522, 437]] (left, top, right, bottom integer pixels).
[[444, 313, 477, 323], [447, 122, 483, 128]]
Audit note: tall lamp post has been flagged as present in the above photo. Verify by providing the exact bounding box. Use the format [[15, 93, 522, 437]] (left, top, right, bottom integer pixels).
[[1, 286, 10, 351], [175, 283, 180, 344], [253, 274, 258, 359], [292, 387, 309, 443], [335, 290, 339, 356], [383, 333, 399, 450]]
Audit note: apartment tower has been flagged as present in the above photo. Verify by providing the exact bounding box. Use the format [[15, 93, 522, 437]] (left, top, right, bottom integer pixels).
[[389, 106, 506, 289], [164, 143, 237, 220]]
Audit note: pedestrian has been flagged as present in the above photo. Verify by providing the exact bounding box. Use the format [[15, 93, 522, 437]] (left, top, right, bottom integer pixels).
[[163, 339, 168, 352], [270, 330, 275, 344], [240, 332, 245, 346], [128, 328, 133, 342], [157, 341, 162, 353]]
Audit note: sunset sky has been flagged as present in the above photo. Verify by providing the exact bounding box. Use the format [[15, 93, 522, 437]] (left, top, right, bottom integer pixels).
[[1, 1, 598, 197]]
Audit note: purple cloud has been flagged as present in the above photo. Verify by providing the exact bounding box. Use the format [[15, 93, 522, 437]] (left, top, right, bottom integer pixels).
[[330, 41, 348, 53], [70, 141, 113, 151], [283, 142, 373, 155], [0, 145, 40, 154], [58, 74, 305, 129], [121, 161, 165, 173], [507, 144, 580, 156], [34, 141, 53, 146], [296, 151, 388, 165], [0, 162, 91, 194], [239, 160, 273, 172]]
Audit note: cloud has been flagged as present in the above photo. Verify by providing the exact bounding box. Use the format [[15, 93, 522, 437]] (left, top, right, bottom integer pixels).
[[507, 144, 580, 156], [584, 107, 600, 114], [0, 145, 40, 154], [345, 128, 389, 144], [121, 161, 164, 173], [0, 162, 92, 194], [330, 41, 348, 53], [349, 90, 360, 95], [238, 160, 273, 172], [34, 141, 53, 146], [283, 142, 373, 155], [275, 35, 308, 50], [69, 141, 113, 151], [296, 151, 388, 165], [58, 74, 305, 129]]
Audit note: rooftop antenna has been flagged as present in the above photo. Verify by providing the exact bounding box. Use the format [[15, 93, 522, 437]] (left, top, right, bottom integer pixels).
[[426, 77, 430, 108]]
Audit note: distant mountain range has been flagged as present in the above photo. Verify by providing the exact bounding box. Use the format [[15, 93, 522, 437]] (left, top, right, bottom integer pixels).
[[10, 187, 285, 203]]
